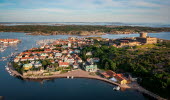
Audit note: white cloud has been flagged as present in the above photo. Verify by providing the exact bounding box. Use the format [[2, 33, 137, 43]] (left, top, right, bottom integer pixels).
[[0, 0, 170, 23]]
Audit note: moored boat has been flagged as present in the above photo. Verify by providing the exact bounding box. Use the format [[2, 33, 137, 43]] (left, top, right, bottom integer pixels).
[[113, 86, 120, 91]]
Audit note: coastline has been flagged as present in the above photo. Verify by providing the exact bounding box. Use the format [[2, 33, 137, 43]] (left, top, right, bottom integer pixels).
[[0, 30, 168, 36], [3, 34, 169, 100], [1, 25, 170, 36], [7, 62, 167, 100], [0, 31, 166, 36]]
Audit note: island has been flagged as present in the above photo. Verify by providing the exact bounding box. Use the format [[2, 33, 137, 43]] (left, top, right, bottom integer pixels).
[[0, 25, 170, 36], [6, 33, 170, 100]]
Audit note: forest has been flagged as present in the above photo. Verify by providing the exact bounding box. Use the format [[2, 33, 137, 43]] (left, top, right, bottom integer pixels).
[[80, 40, 170, 98]]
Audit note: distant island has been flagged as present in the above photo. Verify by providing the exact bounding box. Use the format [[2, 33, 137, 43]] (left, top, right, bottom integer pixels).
[[0, 25, 170, 36]]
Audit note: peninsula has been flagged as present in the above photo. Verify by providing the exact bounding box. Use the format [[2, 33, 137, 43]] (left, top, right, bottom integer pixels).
[[7, 33, 170, 99], [0, 25, 170, 36]]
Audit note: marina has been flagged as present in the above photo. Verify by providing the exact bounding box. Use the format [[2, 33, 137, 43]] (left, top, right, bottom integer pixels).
[[0, 52, 19, 61]]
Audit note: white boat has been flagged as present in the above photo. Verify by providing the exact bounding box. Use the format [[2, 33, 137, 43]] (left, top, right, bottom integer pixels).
[[113, 86, 120, 91], [0, 48, 5, 52], [5, 67, 9, 71]]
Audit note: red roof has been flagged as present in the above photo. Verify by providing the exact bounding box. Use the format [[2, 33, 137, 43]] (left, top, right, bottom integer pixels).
[[22, 52, 32, 54], [59, 62, 69, 66], [115, 74, 127, 81], [45, 49, 51, 51], [101, 70, 116, 78], [0, 39, 19, 42], [21, 57, 29, 59]]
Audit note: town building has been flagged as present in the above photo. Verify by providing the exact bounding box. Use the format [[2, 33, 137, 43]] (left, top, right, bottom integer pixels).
[[100, 70, 128, 84], [101, 70, 116, 78], [114, 74, 128, 84], [136, 33, 157, 44], [83, 62, 97, 72], [23, 63, 33, 70], [0, 39, 20, 44], [110, 33, 157, 47], [59, 62, 69, 67]]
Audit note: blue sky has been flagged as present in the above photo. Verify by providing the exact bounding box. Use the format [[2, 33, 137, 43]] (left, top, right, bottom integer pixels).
[[0, 0, 170, 23]]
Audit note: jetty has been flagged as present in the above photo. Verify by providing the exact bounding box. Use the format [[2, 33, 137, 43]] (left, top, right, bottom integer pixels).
[[129, 82, 167, 100]]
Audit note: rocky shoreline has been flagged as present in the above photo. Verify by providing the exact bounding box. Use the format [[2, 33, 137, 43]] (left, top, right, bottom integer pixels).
[[25, 31, 107, 36], [25, 30, 165, 36]]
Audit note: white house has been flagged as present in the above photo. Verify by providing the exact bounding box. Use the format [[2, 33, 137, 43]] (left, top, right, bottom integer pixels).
[[73, 62, 79, 69], [14, 58, 20, 62], [86, 52, 92, 56]]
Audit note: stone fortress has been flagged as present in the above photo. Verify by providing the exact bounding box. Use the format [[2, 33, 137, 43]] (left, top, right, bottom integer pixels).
[[110, 33, 158, 47]]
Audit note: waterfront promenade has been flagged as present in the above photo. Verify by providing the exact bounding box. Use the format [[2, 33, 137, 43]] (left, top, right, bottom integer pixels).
[[7, 62, 167, 100], [7, 62, 127, 88]]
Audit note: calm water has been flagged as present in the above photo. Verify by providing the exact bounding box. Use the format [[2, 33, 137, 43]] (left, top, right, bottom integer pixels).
[[0, 32, 170, 100]]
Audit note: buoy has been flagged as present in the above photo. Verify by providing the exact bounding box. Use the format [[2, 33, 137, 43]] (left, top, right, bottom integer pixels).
[[71, 76, 74, 79], [67, 76, 69, 78]]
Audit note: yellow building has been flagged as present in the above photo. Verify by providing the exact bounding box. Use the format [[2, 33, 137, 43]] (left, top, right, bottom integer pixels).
[[120, 79, 128, 85], [115, 74, 128, 85], [23, 63, 33, 70]]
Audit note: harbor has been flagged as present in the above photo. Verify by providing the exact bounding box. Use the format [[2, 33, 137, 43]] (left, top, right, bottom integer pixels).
[[1, 32, 170, 100], [5, 62, 167, 100]]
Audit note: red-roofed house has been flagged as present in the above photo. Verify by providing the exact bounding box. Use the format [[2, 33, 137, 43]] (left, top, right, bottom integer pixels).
[[101, 70, 116, 78], [59, 62, 69, 67], [44, 49, 52, 53], [20, 57, 29, 61], [114, 74, 128, 84], [14, 58, 20, 62]]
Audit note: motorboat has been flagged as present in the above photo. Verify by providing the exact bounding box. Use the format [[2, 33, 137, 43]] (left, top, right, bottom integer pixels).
[[113, 86, 120, 91]]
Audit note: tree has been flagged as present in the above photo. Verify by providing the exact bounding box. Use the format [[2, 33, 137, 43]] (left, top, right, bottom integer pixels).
[[105, 62, 109, 70], [42, 60, 47, 66], [110, 61, 117, 71]]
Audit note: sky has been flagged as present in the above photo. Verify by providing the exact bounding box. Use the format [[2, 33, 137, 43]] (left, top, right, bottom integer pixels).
[[0, 0, 170, 23]]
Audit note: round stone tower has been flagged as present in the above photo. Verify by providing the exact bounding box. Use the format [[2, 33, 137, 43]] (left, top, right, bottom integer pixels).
[[140, 33, 147, 38]]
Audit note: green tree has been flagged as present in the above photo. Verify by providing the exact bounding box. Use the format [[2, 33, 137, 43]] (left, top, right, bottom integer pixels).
[[105, 62, 109, 70], [42, 60, 47, 66]]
